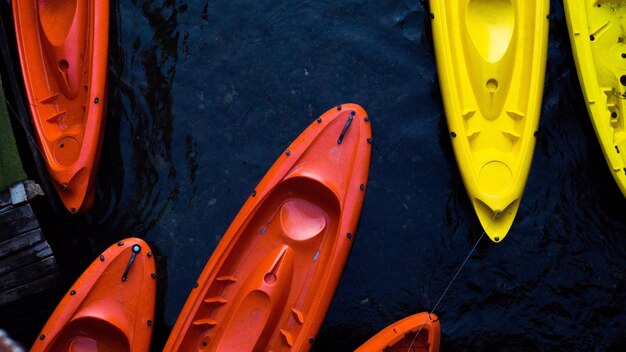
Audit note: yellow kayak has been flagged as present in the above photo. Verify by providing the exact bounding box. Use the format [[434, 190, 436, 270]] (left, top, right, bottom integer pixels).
[[430, 0, 549, 242], [564, 1, 626, 197]]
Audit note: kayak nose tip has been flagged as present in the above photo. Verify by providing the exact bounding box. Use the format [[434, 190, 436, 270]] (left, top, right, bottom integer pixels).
[[339, 103, 368, 118]]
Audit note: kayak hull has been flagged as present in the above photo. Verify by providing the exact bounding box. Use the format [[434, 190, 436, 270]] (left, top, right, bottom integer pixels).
[[164, 104, 372, 351], [31, 238, 156, 352], [355, 312, 440, 352], [12, 0, 109, 213], [430, 0, 549, 241], [564, 0, 626, 197]]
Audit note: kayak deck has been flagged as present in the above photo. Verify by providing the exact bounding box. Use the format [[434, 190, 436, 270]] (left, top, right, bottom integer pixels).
[[31, 238, 156, 352], [430, 0, 549, 241], [565, 0, 626, 197], [187, 180, 340, 351], [355, 312, 440, 352], [164, 104, 372, 351], [12, 0, 108, 213]]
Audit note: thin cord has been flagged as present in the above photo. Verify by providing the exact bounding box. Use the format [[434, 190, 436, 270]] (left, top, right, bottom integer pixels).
[[406, 211, 500, 351]]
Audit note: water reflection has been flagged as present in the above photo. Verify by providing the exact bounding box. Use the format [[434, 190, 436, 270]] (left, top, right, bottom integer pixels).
[[97, 0, 181, 236]]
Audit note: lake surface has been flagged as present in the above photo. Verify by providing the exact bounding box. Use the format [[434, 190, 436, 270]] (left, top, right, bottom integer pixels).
[[7, 0, 626, 350]]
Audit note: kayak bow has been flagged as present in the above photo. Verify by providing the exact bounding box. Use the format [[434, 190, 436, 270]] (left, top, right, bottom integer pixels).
[[164, 104, 372, 351], [12, 0, 109, 213], [31, 238, 156, 352], [430, 0, 549, 242], [355, 312, 440, 352]]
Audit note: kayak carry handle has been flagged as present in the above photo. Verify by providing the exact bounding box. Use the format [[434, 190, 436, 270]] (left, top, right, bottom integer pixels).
[[337, 111, 356, 144], [122, 244, 142, 281]]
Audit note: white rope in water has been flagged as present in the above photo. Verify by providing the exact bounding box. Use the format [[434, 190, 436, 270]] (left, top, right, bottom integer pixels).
[[406, 211, 500, 351]]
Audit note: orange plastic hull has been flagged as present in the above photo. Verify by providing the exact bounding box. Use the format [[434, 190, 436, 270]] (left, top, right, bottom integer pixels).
[[164, 104, 373, 351], [12, 0, 108, 213], [31, 238, 156, 352], [355, 313, 441, 352]]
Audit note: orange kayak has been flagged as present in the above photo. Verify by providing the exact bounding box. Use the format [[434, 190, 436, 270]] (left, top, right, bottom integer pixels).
[[355, 312, 441, 352], [31, 238, 156, 352], [12, 0, 108, 213], [164, 103, 373, 351]]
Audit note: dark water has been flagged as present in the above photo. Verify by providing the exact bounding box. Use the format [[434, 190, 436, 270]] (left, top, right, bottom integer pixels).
[[6, 0, 626, 350]]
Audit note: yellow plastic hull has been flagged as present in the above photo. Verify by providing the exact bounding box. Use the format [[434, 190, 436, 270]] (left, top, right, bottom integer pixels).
[[430, 0, 549, 242], [564, 0, 626, 197]]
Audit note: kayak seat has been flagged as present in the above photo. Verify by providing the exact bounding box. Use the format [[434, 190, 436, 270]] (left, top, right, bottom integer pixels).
[[467, 0, 514, 63], [279, 198, 327, 241], [257, 176, 339, 245], [47, 316, 130, 352], [38, 0, 87, 99]]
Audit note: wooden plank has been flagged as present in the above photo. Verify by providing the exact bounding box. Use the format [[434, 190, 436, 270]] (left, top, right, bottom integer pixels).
[[0, 204, 38, 242], [0, 241, 52, 276], [0, 256, 58, 292], [0, 272, 61, 306], [0, 228, 43, 259]]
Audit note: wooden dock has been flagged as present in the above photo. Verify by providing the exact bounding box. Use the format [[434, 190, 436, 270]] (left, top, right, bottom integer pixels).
[[0, 9, 62, 345], [0, 48, 60, 307], [0, 180, 61, 347], [0, 181, 60, 306]]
